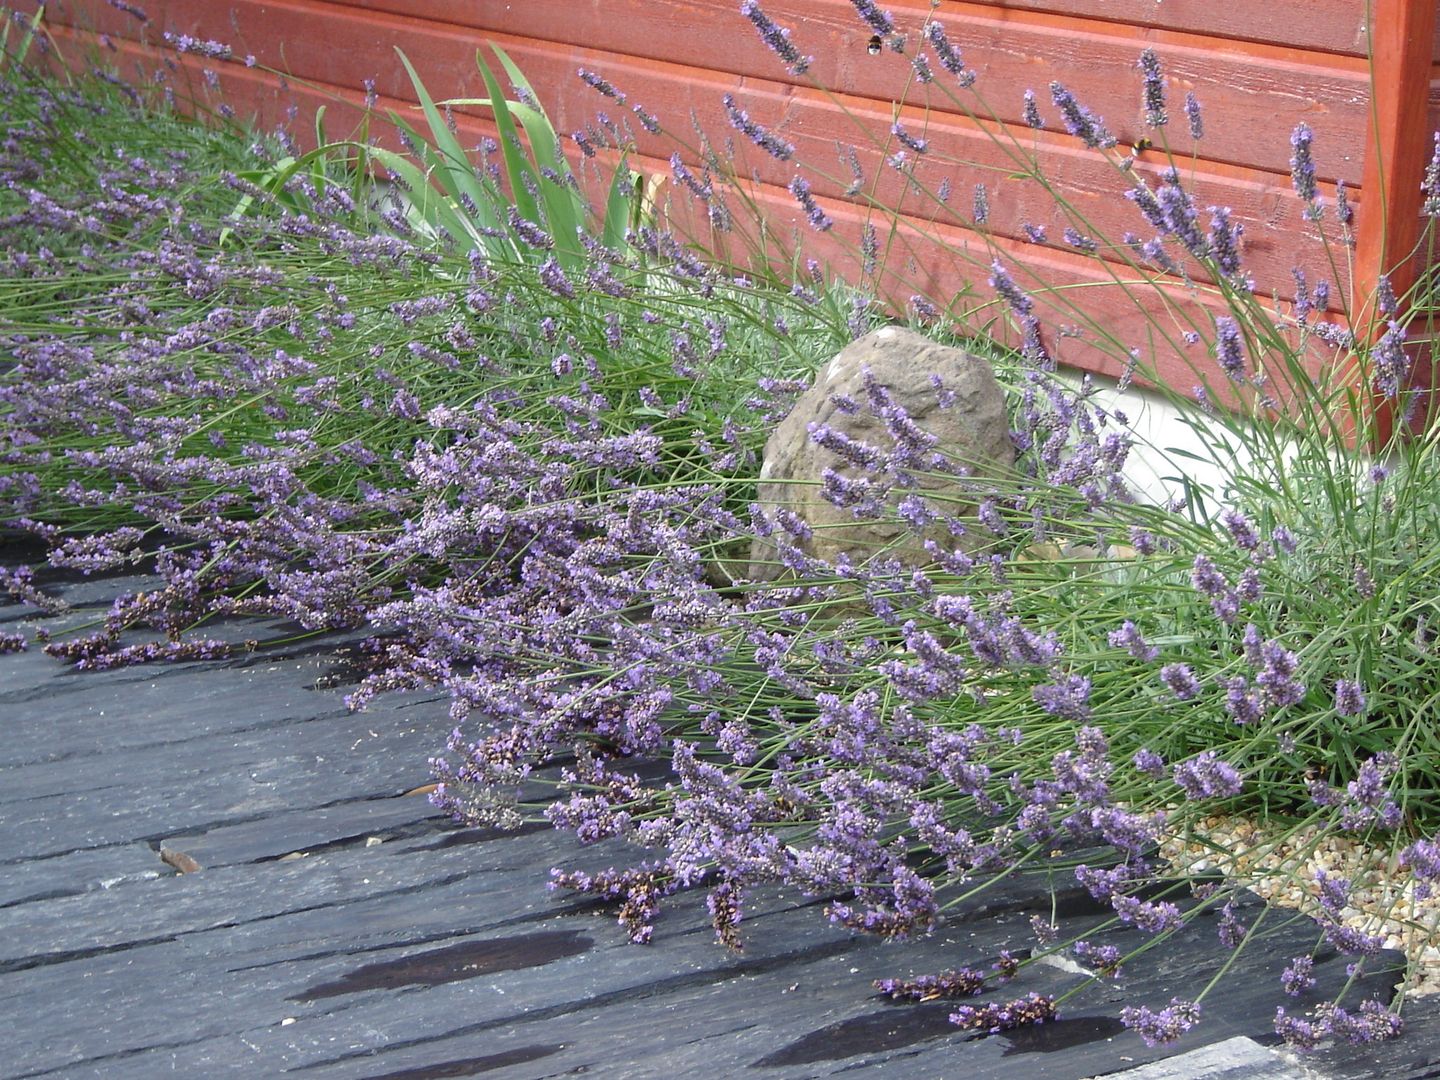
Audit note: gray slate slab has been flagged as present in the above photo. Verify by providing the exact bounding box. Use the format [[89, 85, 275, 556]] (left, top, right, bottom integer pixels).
[[0, 566, 1433, 1080]]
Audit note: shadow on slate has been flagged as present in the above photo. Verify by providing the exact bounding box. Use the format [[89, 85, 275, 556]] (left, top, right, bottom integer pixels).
[[0, 565, 1434, 1080], [291, 930, 593, 1000], [750, 1004, 959, 1066], [356, 1043, 565, 1080]]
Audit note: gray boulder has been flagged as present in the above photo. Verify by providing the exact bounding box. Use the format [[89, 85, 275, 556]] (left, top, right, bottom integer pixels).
[[749, 326, 1013, 580]]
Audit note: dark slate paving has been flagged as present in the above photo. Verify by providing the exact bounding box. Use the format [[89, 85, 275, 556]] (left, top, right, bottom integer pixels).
[[0, 568, 1434, 1079]]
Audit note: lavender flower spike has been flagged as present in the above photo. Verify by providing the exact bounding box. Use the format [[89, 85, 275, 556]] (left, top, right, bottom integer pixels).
[[789, 176, 833, 231], [578, 69, 626, 103], [1215, 316, 1246, 383], [1023, 89, 1043, 129], [849, 0, 894, 36], [722, 94, 795, 161], [925, 22, 975, 86], [1121, 999, 1201, 1046], [1138, 49, 1168, 127], [1424, 133, 1440, 216], [1184, 92, 1204, 139], [1290, 123, 1319, 213], [1049, 82, 1116, 149], [989, 259, 1033, 317], [740, 2, 812, 75]]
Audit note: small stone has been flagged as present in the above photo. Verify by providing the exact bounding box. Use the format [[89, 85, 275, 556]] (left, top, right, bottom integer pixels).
[[750, 327, 1014, 579], [159, 848, 202, 874]]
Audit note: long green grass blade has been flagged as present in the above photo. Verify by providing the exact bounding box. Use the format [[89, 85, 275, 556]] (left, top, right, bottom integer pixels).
[[393, 49, 489, 218], [472, 49, 542, 229], [485, 45, 586, 268], [366, 145, 495, 254], [602, 155, 639, 252]]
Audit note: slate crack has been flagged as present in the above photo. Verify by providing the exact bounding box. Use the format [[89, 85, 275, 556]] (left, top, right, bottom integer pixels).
[[287, 936, 865, 1072]]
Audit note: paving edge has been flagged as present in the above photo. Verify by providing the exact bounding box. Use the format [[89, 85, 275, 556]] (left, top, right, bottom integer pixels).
[[1092, 1037, 1312, 1080]]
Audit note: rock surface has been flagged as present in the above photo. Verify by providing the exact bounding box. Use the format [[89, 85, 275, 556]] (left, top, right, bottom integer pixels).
[[0, 562, 1424, 1078], [750, 326, 1014, 580]]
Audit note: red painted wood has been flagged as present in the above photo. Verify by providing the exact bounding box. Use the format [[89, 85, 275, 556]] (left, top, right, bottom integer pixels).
[[42, 22, 1319, 409], [339, 0, 1379, 59], [39, 0, 1373, 180], [1353, 0, 1439, 441], [25, 0, 1378, 402], [33, 0, 1360, 301]]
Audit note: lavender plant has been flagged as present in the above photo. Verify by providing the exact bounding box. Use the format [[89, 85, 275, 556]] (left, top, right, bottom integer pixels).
[[5, 2, 1440, 1053]]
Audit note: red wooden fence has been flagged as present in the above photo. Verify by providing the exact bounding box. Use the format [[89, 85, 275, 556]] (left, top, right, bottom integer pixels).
[[17, 0, 1440, 405]]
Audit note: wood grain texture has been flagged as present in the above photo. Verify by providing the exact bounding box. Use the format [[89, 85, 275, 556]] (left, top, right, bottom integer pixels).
[[1352, 0, 1439, 442], [27, 0, 1422, 397], [28, 17, 1341, 403], [338, 0, 1381, 58]]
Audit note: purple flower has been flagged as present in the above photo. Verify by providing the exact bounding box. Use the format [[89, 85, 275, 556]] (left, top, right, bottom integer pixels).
[[989, 260, 1033, 317], [106, 0, 149, 21], [891, 121, 928, 155], [1138, 49, 1167, 127], [1073, 940, 1123, 976], [848, 0, 894, 36], [1220, 508, 1261, 551], [1375, 274, 1399, 318], [740, 2, 812, 75], [1108, 620, 1158, 661], [1290, 123, 1318, 212], [1333, 679, 1366, 717], [538, 256, 575, 298], [162, 32, 232, 59], [875, 968, 986, 1000], [973, 183, 990, 224], [1173, 751, 1242, 799], [1121, 998, 1200, 1046], [1425, 133, 1440, 216], [1219, 676, 1262, 725], [1371, 321, 1410, 399], [925, 23, 975, 86], [721, 94, 795, 161], [1190, 553, 1227, 597], [951, 993, 1057, 1033], [1050, 82, 1115, 148], [1184, 92, 1204, 139], [1207, 206, 1244, 277], [1281, 955, 1316, 996], [1112, 895, 1184, 934], [1214, 317, 1246, 382], [1033, 674, 1092, 721], [1255, 639, 1305, 709], [1326, 1000, 1404, 1044], [1274, 1007, 1320, 1049], [1022, 89, 1043, 129], [789, 175, 833, 232], [1133, 748, 1165, 777], [578, 69, 627, 103]]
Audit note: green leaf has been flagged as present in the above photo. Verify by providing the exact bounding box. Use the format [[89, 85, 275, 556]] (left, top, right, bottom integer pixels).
[[365, 145, 496, 255], [393, 49, 489, 220], [602, 155, 639, 252], [485, 45, 586, 268], [471, 49, 541, 228]]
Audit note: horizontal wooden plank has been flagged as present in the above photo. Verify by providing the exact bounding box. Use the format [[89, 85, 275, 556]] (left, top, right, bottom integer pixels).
[[44, 0, 1373, 181], [40, 0, 1365, 305], [333, 0, 1381, 60], [50, 24, 1344, 399]]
